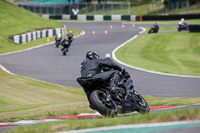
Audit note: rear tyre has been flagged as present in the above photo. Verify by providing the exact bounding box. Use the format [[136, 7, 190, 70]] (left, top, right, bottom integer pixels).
[[56, 41, 59, 48], [178, 27, 181, 32], [90, 90, 118, 117], [134, 92, 150, 114], [63, 50, 66, 56]]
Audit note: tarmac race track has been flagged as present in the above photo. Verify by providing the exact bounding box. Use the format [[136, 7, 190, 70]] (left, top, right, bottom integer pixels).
[[0, 22, 200, 97]]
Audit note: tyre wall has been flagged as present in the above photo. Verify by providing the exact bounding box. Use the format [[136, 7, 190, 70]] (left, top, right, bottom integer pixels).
[[189, 24, 200, 32]]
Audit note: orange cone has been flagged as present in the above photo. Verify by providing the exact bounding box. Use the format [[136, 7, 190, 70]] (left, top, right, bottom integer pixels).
[[132, 24, 135, 29], [105, 30, 108, 36], [122, 24, 125, 29], [92, 31, 95, 37], [80, 31, 83, 37], [110, 25, 113, 30]]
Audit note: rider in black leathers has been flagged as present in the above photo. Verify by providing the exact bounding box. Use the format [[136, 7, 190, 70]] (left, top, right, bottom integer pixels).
[[67, 30, 74, 45], [61, 36, 70, 51], [81, 50, 125, 94]]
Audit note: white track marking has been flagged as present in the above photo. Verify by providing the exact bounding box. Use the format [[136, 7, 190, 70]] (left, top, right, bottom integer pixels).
[[112, 27, 200, 78], [0, 32, 84, 57], [0, 32, 85, 87], [0, 64, 15, 75]]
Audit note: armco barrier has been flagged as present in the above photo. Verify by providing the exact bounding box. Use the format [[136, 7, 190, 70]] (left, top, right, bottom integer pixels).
[[8, 26, 66, 44], [189, 24, 200, 32]]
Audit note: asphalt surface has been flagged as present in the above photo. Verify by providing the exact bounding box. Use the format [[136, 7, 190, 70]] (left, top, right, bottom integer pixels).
[[0, 22, 200, 97]]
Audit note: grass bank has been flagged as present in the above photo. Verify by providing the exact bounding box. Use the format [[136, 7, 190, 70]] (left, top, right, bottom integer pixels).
[[0, 66, 200, 122], [116, 32, 200, 76], [0, 68, 91, 122], [0, 0, 81, 54], [7, 106, 200, 133], [1, 67, 200, 122]]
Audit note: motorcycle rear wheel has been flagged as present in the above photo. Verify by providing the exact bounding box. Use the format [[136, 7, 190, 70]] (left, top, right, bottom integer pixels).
[[134, 92, 150, 114], [90, 90, 118, 117]]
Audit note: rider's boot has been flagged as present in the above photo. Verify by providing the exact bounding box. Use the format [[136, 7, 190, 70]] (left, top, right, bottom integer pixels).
[[110, 73, 125, 94]]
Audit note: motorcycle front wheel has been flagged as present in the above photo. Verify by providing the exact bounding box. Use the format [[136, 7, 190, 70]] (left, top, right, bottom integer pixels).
[[90, 90, 118, 117], [134, 92, 150, 114]]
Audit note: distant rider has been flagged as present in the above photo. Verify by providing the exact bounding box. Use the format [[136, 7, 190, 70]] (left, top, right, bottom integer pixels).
[[67, 30, 74, 44], [61, 36, 70, 51], [178, 18, 185, 28], [153, 22, 159, 32], [55, 32, 62, 41]]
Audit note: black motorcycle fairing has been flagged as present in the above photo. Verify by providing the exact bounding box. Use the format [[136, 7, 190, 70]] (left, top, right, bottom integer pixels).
[[77, 77, 104, 90]]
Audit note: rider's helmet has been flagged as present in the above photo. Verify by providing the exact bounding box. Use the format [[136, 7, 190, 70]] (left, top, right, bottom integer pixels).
[[69, 30, 72, 34], [181, 18, 184, 22], [86, 50, 100, 60]]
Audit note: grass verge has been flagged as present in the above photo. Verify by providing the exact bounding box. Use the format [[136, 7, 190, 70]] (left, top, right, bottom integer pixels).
[[145, 26, 178, 33], [0, 1, 81, 54], [115, 32, 200, 76], [7, 106, 200, 133], [1, 66, 200, 122]]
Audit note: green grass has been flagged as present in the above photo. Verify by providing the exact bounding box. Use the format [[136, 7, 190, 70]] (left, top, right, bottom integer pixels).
[[7, 106, 200, 133], [0, 1, 81, 54], [116, 32, 200, 76], [1, 67, 200, 122], [145, 26, 177, 33], [0, 68, 92, 122], [0, 0, 57, 53]]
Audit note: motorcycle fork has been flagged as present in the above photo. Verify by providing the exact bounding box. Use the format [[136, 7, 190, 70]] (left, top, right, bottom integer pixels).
[[105, 89, 112, 102]]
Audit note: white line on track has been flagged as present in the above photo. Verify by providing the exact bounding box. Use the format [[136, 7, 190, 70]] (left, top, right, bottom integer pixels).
[[112, 27, 200, 78], [0, 32, 84, 57], [0, 31, 85, 88]]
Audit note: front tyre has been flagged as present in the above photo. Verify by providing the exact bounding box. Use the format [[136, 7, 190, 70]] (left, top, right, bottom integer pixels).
[[134, 92, 150, 114], [90, 90, 118, 117]]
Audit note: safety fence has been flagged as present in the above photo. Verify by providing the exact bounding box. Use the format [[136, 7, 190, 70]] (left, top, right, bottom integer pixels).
[[40, 13, 200, 21], [16, 2, 131, 15], [8, 26, 66, 44], [15, 0, 200, 16], [41, 14, 136, 21]]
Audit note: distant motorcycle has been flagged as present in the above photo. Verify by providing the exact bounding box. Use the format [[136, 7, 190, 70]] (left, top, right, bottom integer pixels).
[[148, 25, 159, 34], [61, 39, 70, 56], [55, 34, 62, 48], [178, 23, 189, 32], [77, 70, 150, 116]]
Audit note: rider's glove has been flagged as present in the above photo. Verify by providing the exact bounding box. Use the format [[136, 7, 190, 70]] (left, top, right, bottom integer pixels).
[[121, 67, 126, 73]]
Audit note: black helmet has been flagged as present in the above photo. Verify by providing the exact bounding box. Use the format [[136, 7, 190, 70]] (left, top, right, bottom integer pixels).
[[86, 50, 100, 59]]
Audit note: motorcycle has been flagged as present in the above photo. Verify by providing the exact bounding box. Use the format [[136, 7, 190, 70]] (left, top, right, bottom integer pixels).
[[61, 39, 70, 56], [55, 36, 62, 48], [148, 26, 159, 34], [77, 70, 150, 116], [178, 23, 189, 32]]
